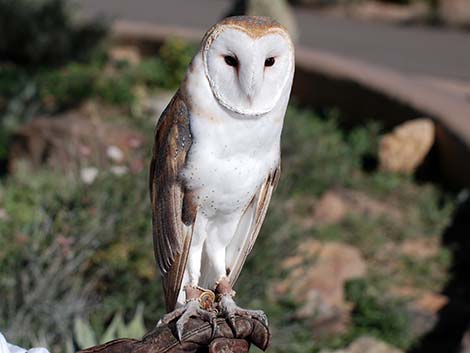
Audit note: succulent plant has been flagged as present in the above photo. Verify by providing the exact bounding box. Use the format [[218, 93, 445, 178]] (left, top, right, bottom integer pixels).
[[73, 304, 146, 350]]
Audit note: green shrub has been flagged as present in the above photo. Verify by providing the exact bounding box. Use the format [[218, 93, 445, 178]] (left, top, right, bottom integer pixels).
[[129, 39, 196, 91], [0, 170, 161, 349], [0, 129, 8, 159], [345, 279, 411, 349], [0, 72, 38, 157], [0, 0, 108, 67], [0, 66, 30, 100], [157, 39, 197, 89], [280, 106, 379, 196], [95, 75, 135, 106], [37, 63, 99, 111], [132, 58, 166, 88]]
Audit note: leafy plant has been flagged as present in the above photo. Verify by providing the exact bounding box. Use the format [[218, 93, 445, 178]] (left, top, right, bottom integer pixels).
[[280, 106, 379, 196], [122, 39, 197, 91], [74, 304, 146, 349], [132, 58, 166, 88], [95, 75, 135, 106], [344, 279, 411, 349], [37, 63, 99, 111], [157, 39, 197, 89], [0, 0, 108, 67], [0, 170, 160, 349]]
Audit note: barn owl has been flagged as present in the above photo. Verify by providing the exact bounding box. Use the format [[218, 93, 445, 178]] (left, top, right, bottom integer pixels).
[[149, 16, 294, 339]]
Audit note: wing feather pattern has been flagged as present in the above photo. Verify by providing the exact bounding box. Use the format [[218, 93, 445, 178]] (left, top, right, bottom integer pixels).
[[226, 164, 281, 286], [149, 92, 196, 312]]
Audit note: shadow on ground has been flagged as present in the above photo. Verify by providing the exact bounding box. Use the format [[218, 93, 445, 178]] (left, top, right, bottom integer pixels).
[[409, 192, 470, 353]]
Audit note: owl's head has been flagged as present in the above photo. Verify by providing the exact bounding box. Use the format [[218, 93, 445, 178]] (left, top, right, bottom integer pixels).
[[201, 16, 295, 116]]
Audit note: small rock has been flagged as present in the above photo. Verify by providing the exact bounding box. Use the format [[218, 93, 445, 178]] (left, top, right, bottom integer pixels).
[[274, 240, 366, 335], [106, 145, 124, 163], [312, 191, 348, 226], [379, 119, 435, 174], [80, 167, 99, 185]]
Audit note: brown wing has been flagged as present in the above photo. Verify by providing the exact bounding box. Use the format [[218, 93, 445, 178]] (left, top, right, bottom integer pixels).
[[149, 91, 196, 312], [226, 164, 281, 286]]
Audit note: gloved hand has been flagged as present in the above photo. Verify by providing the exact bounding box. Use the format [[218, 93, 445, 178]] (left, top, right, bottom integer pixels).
[[77, 316, 270, 353]]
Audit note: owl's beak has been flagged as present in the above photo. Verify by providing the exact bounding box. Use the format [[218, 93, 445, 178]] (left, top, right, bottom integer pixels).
[[240, 65, 263, 105]]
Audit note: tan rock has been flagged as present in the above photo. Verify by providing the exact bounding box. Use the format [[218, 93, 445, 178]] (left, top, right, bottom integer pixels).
[[321, 336, 403, 353], [311, 191, 348, 226], [412, 292, 448, 314], [379, 119, 435, 174], [389, 285, 423, 299], [400, 238, 439, 259], [439, 0, 470, 27], [310, 188, 402, 227], [275, 240, 366, 334]]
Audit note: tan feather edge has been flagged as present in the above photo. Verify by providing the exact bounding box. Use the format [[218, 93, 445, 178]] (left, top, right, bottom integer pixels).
[[229, 164, 281, 286]]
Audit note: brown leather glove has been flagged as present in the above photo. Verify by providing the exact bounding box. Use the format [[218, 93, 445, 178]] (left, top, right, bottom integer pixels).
[[77, 316, 270, 353]]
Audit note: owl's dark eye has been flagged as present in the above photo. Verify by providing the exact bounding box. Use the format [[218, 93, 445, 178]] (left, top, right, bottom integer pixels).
[[265, 57, 275, 67], [224, 55, 238, 67]]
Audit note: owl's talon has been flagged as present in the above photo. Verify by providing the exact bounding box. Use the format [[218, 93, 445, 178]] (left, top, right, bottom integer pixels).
[[209, 315, 219, 340], [218, 295, 269, 333], [158, 300, 216, 342], [253, 310, 269, 327], [226, 313, 238, 337]]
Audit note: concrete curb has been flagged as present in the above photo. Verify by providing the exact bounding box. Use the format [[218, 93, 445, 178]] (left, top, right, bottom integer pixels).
[[112, 20, 470, 186]]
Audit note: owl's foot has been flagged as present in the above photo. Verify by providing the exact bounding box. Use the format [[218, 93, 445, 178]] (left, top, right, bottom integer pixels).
[[176, 299, 218, 341], [218, 295, 268, 333], [158, 287, 218, 342], [215, 278, 268, 336]]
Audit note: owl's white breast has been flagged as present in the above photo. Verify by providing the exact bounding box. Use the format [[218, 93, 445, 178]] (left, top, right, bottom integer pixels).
[[180, 53, 291, 217]]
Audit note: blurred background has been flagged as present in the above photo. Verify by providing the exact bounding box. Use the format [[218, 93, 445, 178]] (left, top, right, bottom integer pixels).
[[0, 0, 469, 352]]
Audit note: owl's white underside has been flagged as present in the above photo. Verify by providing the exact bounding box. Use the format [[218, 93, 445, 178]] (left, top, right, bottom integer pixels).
[[175, 30, 293, 305]]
